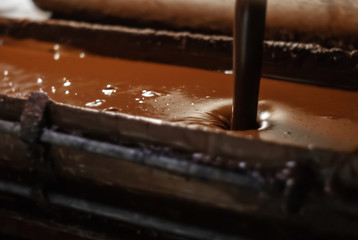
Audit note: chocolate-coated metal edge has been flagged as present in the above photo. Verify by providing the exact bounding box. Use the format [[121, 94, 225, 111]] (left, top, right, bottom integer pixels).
[[0, 93, 353, 190], [0, 97, 357, 237]]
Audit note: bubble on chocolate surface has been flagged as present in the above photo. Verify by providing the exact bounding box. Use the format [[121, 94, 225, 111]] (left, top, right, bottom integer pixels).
[[86, 99, 106, 107], [102, 85, 117, 96], [63, 80, 71, 87], [53, 44, 60, 51], [53, 52, 60, 61]]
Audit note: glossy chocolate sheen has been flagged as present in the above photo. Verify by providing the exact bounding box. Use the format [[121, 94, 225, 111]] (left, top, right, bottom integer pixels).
[[0, 18, 357, 90], [0, 37, 358, 152]]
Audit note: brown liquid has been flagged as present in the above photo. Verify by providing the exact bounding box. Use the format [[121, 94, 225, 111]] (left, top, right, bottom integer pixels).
[[0, 37, 358, 152]]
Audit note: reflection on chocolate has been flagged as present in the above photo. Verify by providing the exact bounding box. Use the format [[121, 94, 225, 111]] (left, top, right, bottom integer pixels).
[[0, 37, 358, 152]]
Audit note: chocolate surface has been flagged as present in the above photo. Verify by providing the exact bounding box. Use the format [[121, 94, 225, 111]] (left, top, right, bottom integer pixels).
[[0, 18, 357, 90], [0, 36, 358, 152]]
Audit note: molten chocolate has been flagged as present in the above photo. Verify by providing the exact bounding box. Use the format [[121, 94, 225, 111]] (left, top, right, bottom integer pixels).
[[0, 37, 357, 152]]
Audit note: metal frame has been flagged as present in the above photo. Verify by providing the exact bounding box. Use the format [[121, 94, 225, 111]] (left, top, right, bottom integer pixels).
[[0, 180, 246, 240]]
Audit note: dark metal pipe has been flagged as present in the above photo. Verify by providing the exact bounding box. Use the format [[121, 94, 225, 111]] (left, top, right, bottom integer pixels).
[[0, 180, 246, 240], [0, 119, 261, 190], [231, 0, 267, 130]]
